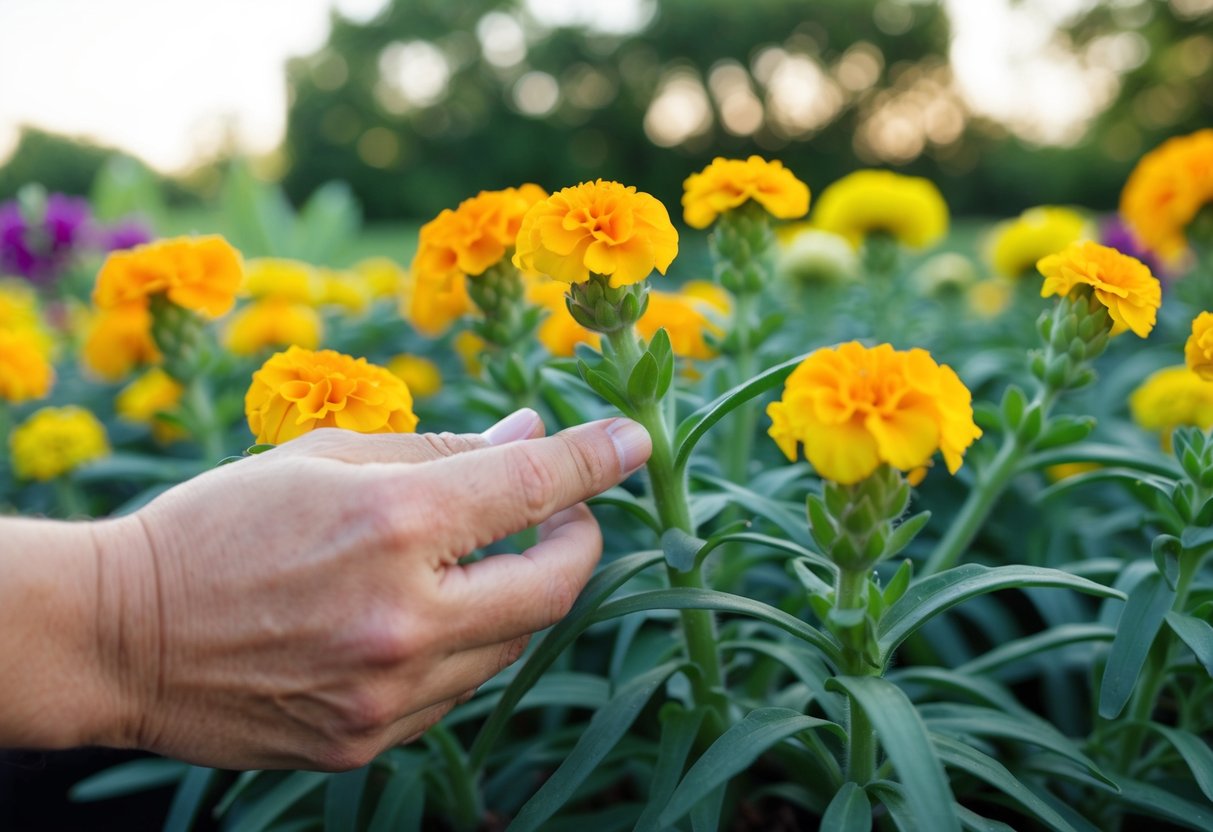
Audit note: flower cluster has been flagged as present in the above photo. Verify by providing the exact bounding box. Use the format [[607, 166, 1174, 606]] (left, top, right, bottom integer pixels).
[[245, 346, 419, 445], [682, 156, 810, 229], [9, 405, 109, 481], [1120, 128, 1213, 261], [767, 342, 981, 485], [1037, 241, 1161, 338]]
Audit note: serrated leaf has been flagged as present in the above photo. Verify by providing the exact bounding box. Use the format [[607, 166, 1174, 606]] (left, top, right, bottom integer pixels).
[[1099, 570, 1175, 719], [662, 527, 706, 572], [820, 781, 871, 832], [508, 661, 686, 832], [828, 677, 959, 832], [659, 708, 843, 826], [1165, 610, 1213, 677]]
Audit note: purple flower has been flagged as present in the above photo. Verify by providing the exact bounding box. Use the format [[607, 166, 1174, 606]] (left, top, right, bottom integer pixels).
[[102, 218, 154, 252], [0, 192, 94, 285], [1101, 216, 1166, 279]]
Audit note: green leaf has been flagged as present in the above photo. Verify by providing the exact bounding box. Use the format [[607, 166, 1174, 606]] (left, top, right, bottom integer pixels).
[[919, 703, 1112, 786], [931, 734, 1077, 832], [447, 671, 611, 727], [690, 784, 726, 832], [1142, 723, 1213, 803], [877, 564, 1123, 661], [324, 766, 369, 832], [69, 758, 188, 802], [1000, 385, 1026, 429], [882, 559, 913, 607], [1165, 610, 1213, 677], [723, 638, 845, 723], [1033, 414, 1096, 450], [1018, 443, 1181, 478], [1037, 469, 1173, 504], [1099, 570, 1175, 719], [1180, 525, 1213, 552], [691, 473, 815, 549], [673, 351, 811, 471], [627, 351, 661, 405], [163, 766, 218, 832], [367, 759, 425, 832], [828, 677, 959, 832], [647, 328, 675, 400], [229, 771, 328, 832], [467, 549, 663, 770], [884, 512, 931, 559], [592, 588, 840, 661], [588, 487, 662, 534], [889, 667, 1031, 719], [577, 359, 632, 415], [634, 706, 706, 832], [659, 708, 843, 827], [956, 623, 1115, 676], [697, 532, 835, 575], [662, 527, 706, 572], [508, 661, 686, 832], [820, 781, 871, 832], [213, 771, 263, 817]]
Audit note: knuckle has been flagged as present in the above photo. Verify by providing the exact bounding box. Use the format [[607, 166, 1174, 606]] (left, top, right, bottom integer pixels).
[[335, 689, 394, 737], [510, 449, 558, 518], [313, 740, 379, 772], [357, 611, 426, 668], [360, 484, 421, 551], [545, 570, 579, 624], [561, 432, 612, 493], [420, 431, 481, 458]]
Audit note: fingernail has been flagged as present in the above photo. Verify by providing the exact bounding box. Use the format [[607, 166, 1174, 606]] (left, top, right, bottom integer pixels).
[[483, 408, 542, 445], [606, 418, 652, 473]]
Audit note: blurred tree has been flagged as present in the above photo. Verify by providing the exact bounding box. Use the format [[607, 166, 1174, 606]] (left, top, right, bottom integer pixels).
[[0, 129, 140, 201]]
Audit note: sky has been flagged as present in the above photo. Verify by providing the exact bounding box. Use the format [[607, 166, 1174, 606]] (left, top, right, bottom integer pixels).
[[0, 0, 1106, 173]]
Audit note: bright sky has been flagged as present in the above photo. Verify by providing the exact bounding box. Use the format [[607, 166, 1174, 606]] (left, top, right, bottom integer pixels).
[[0, 0, 1106, 173]]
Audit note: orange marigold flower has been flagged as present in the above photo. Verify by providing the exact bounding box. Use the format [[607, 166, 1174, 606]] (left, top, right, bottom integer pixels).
[[682, 156, 810, 229], [1185, 311, 1213, 381], [413, 184, 549, 283], [1120, 128, 1213, 262], [81, 303, 160, 381], [401, 266, 475, 337], [1037, 241, 1161, 338], [0, 327, 55, 403], [513, 180, 679, 287], [224, 297, 324, 356], [94, 235, 243, 317], [767, 342, 982, 485], [527, 277, 601, 357], [245, 346, 419, 445]]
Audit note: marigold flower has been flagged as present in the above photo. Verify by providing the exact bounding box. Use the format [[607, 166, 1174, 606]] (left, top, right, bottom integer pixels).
[[812, 170, 948, 250], [777, 227, 859, 285], [387, 354, 443, 398], [967, 279, 1013, 320], [9, 405, 110, 481], [682, 156, 810, 229], [94, 235, 243, 317], [318, 268, 371, 313], [116, 367, 185, 443], [1130, 365, 1213, 449], [1037, 241, 1161, 338], [0, 280, 43, 332], [636, 283, 731, 361], [1120, 128, 1213, 261], [526, 277, 601, 357], [0, 328, 55, 403], [1185, 312, 1213, 381], [402, 266, 475, 337], [353, 257, 407, 299], [513, 180, 679, 287], [988, 206, 1088, 278], [224, 298, 323, 356], [413, 185, 548, 285], [245, 346, 419, 445], [767, 342, 981, 485], [242, 258, 320, 303], [81, 303, 160, 381]]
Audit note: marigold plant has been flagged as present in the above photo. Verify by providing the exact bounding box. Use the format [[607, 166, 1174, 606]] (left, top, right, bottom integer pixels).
[[1037, 241, 1161, 337], [681, 155, 810, 229], [223, 297, 323, 356], [115, 367, 185, 443], [0, 327, 55, 403], [989, 206, 1088, 278], [513, 180, 678, 286], [526, 277, 600, 357], [812, 169, 949, 250], [80, 303, 160, 381], [94, 235, 243, 317], [1184, 311, 1213, 381], [1120, 128, 1213, 261], [1130, 365, 1213, 448], [767, 341, 981, 484], [245, 346, 419, 444], [635, 284, 729, 361], [9, 405, 109, 481]]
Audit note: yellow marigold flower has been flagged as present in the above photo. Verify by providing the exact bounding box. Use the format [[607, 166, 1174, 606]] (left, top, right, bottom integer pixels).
[[1037, 241, 1161, 338], [682, 156, 810, 229], [513, 180, 679, 287], [81, 303, 160, 381], [242, 258, 319, 303], [767, 341, 981, 485], [317, 268, 371, 314], [1130, 365, 1213, 449], [387, 353, 443, 398], [353, 257, 407, 299], [967, 278, 1014, 320], [812, 170, 949, 250], [680, 279, 732, 315], [526, 278, 601, 357], [1185, 311, 1213, 381], [636, 285, 731, 361], [0, 280, 42, 331], [224, 297, 323, 356], [1121, 128, 1213, 261], [0, 328, 55, 403], [245, 346, 419, 445], [452, 330, 486, 377], [402, 266, 474, 337], [116, 367, 185, 443], [94, 235, 243, 317], [989, 206, 1088, 278], [9, 406, 109, 481]]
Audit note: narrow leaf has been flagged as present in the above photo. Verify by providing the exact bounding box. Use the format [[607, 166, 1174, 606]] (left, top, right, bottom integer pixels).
[[229, 771, 328, 832], [1165, 610, 1213, 677], [324, 765, 370, 832], [634, 707, 706, 832], [820, 781, 871, 832], [163, 766, 217, 832], [1143, 724, 1213, 803], [956, 623, 1115, 676], [69, 758, 188, 802], [662, 527, 705, 573], [1099, 570, 1175, 719], [368, 759, 425, 832]]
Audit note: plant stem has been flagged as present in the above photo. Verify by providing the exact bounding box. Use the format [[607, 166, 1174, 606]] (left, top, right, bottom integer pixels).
[[607, 327, 727, 733], [722, 290, 759, 487], [834, 566, 878, 782], [53, 476, 86, 518], [427, 722, 481, 832], [846, 698, 876, 784], [183, 375, 225, 463]]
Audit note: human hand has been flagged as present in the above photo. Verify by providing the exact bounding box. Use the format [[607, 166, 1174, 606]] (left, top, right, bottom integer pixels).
[[86, 410, 651, 770]]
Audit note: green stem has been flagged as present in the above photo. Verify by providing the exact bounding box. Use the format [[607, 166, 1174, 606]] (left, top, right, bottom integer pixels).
[[835, 566, 878, 782], [846, 698, 876, 784], [53, 476, 86, 518], [426, 722, 481, 832], [607, 328, 727, 732], [722, 290, 759, 486], [183, 376, 225, 463]]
